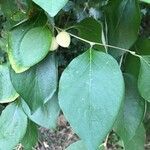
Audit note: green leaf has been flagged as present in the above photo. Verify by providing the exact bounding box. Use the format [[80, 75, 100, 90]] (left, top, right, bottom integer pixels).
[[21, 120, 38, 150], [72, 17, 105, 51], [135, 38, 150, 55], [0, 63, 19, 103], [114, 74, 145, 145], [10, 54, 58, 112], [74, 17, 102, 43], [0, 101, 27, 150], [66, 141, 87, 150], [59, 49, 124, 150], [124, 38, 150, 79], [0, 34, 8, 53], [124, 55, 140, 79], [140, 0, 150, 4], [0, 0, 30, 28], [138, 56, 150, 102], [104, 0, 141, 58], [125, 124, 146, 150], [125, 40, 150, 142], [32, 0, 68, 17], [8, 15, 52, 73], [22, 93, 60, 129]]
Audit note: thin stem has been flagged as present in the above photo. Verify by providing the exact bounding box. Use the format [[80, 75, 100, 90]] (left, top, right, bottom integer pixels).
[[70, 32, 141, 58], [54, 26, 142, 58], [65, 26, 76, 30], [11, 18, 29, 29], [119, 54, 124, 68], [69, 32, 95, 46], [95, 43, 141, 58], [54, 26, 60, 33]]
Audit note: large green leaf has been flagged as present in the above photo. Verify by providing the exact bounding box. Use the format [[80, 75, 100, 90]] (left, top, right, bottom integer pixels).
[[0, 101, 27, 150], [0, 63, 19, 103], [104, 0, 141, 58], [138, 56, 150, 102], [21, 93, 60, 129], [21, 120, 38, 150], [59, 49, 124, 150], [8, 15, 52, 73], [32, 0, 68, 17], [114, 74, 145, 145], [125, 124, 146, 150], [10, 54, 58, 112]]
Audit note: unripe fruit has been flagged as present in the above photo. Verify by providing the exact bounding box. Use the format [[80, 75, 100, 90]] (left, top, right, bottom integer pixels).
[[56, 31, 71, 48], [50, 37, 59, 51]]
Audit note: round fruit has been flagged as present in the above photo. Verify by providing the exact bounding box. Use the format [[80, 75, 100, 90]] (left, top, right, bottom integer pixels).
[[50, 37, 59, 51], [56, 31, 71, 48]]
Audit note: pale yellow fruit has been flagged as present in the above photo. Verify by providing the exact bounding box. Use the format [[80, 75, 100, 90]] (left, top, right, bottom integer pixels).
[[56, 31, 71, 48], [50, 37, 59, 51]]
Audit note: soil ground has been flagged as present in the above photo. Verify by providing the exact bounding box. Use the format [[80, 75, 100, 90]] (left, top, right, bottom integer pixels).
[[36, 115, 79, 150]]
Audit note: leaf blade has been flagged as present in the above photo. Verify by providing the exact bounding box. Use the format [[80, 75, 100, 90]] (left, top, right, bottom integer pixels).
[[21, 93, 60, 129], [104, 0, 141, 58], [114, 74, 145, 144], [59, 49, 124, 150], [8, 16, 52, 73], [0, 64, 19, 103], [32, 0, 68, 17], [0, 101, 28, 150], [21, 120, 38, 150], [10, 54, 58, 112], [138, 56, 150, 102], [125, 124, 146, 150]]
